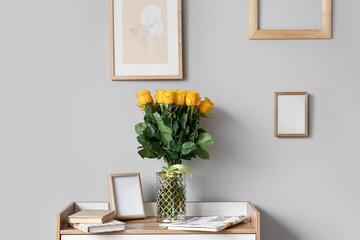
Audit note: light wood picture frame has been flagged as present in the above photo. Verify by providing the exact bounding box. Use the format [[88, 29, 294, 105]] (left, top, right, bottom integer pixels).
[[249, 0, 332, 39], [110, 0, 183, 80], [107, 173, 146, 220], [274, 92, 309, 137]]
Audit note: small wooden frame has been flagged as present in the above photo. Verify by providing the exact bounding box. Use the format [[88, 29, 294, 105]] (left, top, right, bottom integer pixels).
[[249, 0, 332, 39], [110, 0, 183, 80], [107, 173, 146, 220], [274, 92, 309, 137]]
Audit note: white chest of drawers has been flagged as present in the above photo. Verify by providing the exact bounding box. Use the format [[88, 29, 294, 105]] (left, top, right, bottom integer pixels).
[[57, 202, 260, 240]]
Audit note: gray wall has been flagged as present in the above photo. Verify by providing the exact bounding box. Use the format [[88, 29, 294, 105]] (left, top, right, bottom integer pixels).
[[1, 0, 359, 240]]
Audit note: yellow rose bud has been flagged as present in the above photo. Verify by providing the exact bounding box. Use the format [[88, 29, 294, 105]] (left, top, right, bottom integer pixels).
[[199, 97, 214, 114], [185, 91, 200, 106], [163, 90, 176, 105], [136, 90, 153, 108], [175, 90, 186, 105], [155, 90, 164, 104]]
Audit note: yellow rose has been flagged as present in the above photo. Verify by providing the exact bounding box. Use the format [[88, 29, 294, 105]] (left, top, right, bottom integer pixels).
[[155, 90, 164, 104], [185, 91, 200, 106], [163, 90, 176, 105], [175, 90, 186, 105], [199, 97, 214, 114], [136, 90, 153, 107]]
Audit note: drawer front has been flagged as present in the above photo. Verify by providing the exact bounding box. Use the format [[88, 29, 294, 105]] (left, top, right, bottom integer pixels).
[[62, 234, 256, 240]]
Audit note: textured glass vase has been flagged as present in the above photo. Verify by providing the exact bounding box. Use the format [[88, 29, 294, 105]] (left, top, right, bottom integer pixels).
[[156, 172, 186, 222]]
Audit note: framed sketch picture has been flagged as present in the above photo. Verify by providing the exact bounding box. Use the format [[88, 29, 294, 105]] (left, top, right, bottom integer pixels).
[[274, 92, 309, 137], [110, 0, 183, 80], [107, 173, 146, 220]]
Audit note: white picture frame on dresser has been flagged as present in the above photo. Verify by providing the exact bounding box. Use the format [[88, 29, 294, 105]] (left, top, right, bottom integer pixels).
[[107, 173, 146, 220]]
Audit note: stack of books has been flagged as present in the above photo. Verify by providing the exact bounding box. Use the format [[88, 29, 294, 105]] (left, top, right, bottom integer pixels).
[[68, 210, 125, 233]]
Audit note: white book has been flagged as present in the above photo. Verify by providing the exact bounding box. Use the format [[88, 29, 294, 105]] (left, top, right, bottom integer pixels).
[[160, 216, 249, 232], [71, 219, 125, 233]]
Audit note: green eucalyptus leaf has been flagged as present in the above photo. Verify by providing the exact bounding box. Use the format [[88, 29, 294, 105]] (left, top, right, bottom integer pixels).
[[138, 145, 158, 159], [196, 133, 214, 149], [188, 129, 197, 142], [138, 147, 151, 158], [145, 104, 154, 120], [151, 131, 162, 141], [153, 112, 173, 145], [173, 121, 179, 134], [180, 113, 188, 129], [143, 115, 149, 123], [163, 117, 172, 127], [147, 152, 158, 159], [137, 135, 149, 146], [184, 126, 190, 136], [167, 140, 180, 151], [161, 133, 173, 145], [181, 152, 196, 160], [153, 113, 171, 134], [194, 148, 210, 160], [177, 131, 184, 146], [135, 122, 147, 135], [151, 142, 162, 150], [143, 127, 152, 140], [181, 142, 197, 155]]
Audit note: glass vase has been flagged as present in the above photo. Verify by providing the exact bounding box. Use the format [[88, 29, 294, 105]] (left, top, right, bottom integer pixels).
[[156, 172, 186, 222]]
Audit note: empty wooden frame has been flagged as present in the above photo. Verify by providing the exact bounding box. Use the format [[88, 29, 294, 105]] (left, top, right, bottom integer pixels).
[[107, 173, 146, 220], [275, 92, 308, 137], [249, 0, 332, 39]]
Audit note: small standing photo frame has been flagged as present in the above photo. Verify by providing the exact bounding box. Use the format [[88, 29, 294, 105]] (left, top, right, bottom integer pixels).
[[107, 173, 146, 220], [275, 92, 309, 137]]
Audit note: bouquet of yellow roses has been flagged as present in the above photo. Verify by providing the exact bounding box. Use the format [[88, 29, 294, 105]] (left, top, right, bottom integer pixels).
[[135, 90, 214, 173]]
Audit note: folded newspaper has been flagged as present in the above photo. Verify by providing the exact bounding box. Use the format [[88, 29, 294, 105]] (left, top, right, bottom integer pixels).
[[160, 215, 249, 232]]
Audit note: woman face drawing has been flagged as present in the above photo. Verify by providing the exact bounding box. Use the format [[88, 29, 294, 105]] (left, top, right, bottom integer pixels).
[[140, 4, 164, 37]]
